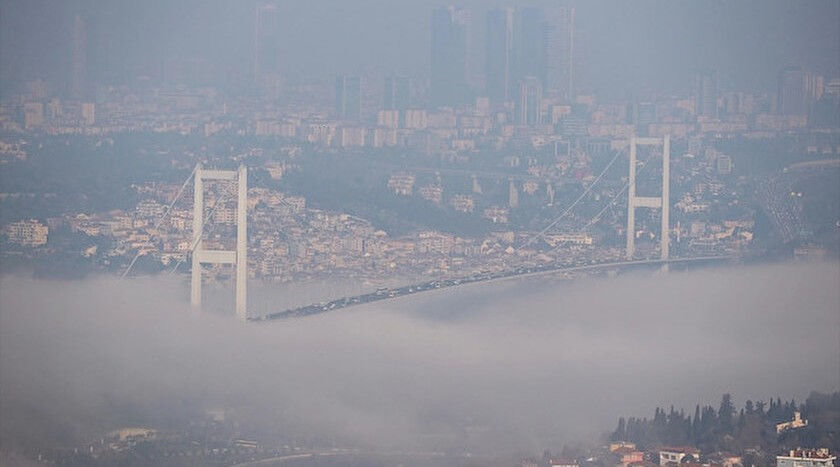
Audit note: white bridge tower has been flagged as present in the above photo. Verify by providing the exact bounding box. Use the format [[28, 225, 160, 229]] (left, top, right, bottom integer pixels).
[[191, 164, 248, 320], [626, 135, 670, 262]]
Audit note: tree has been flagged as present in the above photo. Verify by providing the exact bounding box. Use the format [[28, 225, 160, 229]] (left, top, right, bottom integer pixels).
[[719, 393, 735, 435], [612, 417, 627, 442], [691, 405, 701, 442], [755, 400, 766, 416]]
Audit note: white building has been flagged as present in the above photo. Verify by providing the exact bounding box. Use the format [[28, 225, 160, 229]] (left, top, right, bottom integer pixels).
[[23, 102, 45, 130], [377, 110, 400, 129], [387, 173, 415, 196], [450, 194, 475, 213], [778, 449, 835, 467], [776, 411, 808, 433], [4, 219, 49, 246], [337, 127, 365, 147], [659, 447, 701, 466], [81, 102, 95, 125], [404, 109, 428, 129]]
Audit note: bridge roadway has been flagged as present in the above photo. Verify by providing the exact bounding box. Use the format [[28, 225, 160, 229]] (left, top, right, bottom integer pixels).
[[252, 255, 735, 322], [408, 166, 561, 182], [229, 449, 474, 467]]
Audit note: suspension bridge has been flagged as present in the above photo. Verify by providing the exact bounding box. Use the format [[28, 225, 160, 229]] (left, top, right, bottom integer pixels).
[[122, 135, 736, 321], [254, 255, 734, 321]]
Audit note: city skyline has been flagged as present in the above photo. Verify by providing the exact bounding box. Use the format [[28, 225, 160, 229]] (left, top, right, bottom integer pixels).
[[0, 1, 838, 464], [1, 0, 838, 101]]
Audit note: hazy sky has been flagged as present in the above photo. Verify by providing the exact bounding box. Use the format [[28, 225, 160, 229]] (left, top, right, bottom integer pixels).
[[1, 0, 838, 97], [2, 262, 838, 453]]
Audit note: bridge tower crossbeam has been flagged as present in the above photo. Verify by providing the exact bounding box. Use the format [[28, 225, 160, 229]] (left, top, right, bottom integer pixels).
[[191, 164, 248, 321]]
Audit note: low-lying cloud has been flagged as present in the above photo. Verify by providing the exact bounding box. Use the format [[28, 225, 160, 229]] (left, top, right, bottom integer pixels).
[[1, 262, 838, 455]]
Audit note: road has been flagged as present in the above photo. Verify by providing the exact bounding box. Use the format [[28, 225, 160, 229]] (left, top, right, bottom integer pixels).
[[252, 255, 735, 321]]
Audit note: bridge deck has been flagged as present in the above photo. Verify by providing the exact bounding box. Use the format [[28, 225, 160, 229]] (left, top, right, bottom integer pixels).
[[251, 256, 735, 322]]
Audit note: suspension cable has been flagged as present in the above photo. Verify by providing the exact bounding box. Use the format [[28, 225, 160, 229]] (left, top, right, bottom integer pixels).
[[167, 179, 239, 275], [545, 146, 659, 255], [121, 165, 199, 278], [519, 148, 624, 249]]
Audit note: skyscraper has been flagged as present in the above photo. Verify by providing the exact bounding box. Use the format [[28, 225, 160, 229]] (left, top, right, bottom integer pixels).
[[516, 76, 543, 126], [544, 7, 574, 102], [485, 8, 514, 105], [254, 3, 281, 84], [695, 68, 719, 119], [811, 78, 840, 129], [384, 75, 410, 127], [509, 7, 574, 103], [515, 7, 545, 86], [384, 75, 411, 111], [69, 14, 87, 100], [777, 66, 821, 117], [336, 75, 362, 120], [430, 6, 470, 108]]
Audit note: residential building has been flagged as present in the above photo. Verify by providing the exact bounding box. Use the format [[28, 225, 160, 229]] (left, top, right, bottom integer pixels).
[[776, 411, 808, 433], [660, 447, 701, 466], [777, 449, 835, 467], [336, 75, 362, 120], [5, 220, 49, 247]]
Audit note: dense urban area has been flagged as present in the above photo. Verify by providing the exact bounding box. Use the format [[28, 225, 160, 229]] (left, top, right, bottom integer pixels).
[[2, 62, 838, 296], [1, 2, 838, 467]]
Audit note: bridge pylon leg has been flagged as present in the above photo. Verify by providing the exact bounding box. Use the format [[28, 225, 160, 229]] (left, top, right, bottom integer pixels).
[[191, 164, 249, 320], [626, 135, 670, 265]]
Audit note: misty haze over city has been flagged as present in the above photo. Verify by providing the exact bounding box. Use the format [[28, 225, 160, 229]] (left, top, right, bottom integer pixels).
[[2, 1, 838, 96], [0, 1, 838, 466], [2, 264, 838, 454]]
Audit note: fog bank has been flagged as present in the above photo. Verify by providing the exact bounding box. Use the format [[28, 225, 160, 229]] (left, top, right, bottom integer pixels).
[[1, 262, 838, 454]]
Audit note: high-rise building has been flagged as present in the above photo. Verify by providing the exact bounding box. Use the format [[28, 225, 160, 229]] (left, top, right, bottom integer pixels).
[[384, 75, 411, 127], [81, 102, 95, 126], [508, 7, 574, 103], [254, 3, 281, 84], [777, 66, 822, 117], [811, 78, 840, 129], [430, 6, 470, 108], [508, 180, 519, 208], [544, 7, 574, 102], [516, 76, 543, 126], [485, 7, 514, 105], [384, 75, 411, 111], [695, 68, 719, 119], [69, 14, 87, 100], [515, 7, 545, 87], [336, 75, 362, 120]]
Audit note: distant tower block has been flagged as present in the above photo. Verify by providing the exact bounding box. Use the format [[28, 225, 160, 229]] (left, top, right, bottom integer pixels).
[[472, 175, 483, 194], [626, 135, 670, 261], [191, 164, 248, 321], [508, 179, 519, 208]]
